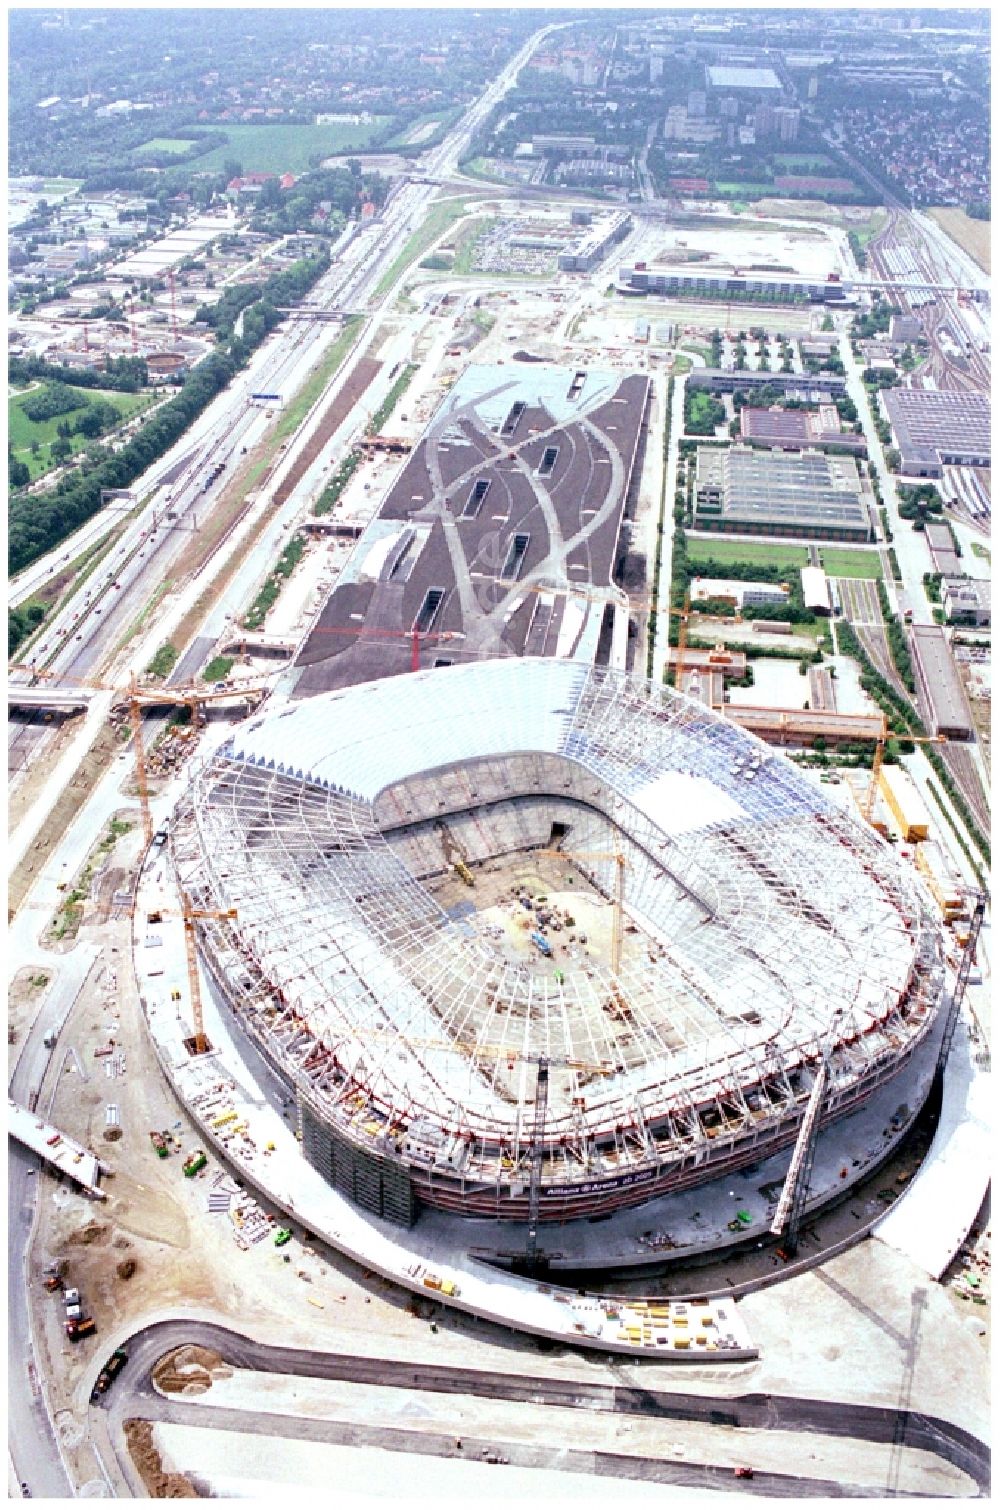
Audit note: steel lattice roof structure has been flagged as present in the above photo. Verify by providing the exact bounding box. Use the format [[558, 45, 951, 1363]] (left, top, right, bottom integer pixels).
[[171, 659, 945, 1224]]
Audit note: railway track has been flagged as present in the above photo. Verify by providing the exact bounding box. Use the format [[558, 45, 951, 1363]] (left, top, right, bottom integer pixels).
[[939, 743, 991, 845], [836, 576, 915, 707]]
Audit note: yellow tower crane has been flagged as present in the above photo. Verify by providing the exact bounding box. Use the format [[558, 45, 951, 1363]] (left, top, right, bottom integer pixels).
[[863, 732, 947, 825], [536, 848, 628, 978]]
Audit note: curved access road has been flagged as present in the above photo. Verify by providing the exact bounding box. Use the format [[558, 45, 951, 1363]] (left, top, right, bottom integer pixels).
[[95, 1318, 989, 1498]]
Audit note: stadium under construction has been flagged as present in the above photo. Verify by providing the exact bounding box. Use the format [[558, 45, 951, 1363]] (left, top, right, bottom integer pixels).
[[166, 658, 950, 1263]]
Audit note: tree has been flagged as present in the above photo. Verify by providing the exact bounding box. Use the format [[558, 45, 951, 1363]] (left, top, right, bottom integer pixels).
[[10, 457, 30, 488], [223, 158, 243, 183], [50, 437, 72, 463], [347, 157, 362, 177]]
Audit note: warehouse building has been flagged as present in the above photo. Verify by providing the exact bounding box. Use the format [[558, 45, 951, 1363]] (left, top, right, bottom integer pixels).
[[706, 64, 782, 93], [687, 367, 847, 399], [740, 404, 867, 457], [618, 265, 848, 304], [881, 388, 991, 477], [910, 625, 974, 740], [800, 566, 832, 615], [694, 445, 871, 542], [690, 576, 789, 610]]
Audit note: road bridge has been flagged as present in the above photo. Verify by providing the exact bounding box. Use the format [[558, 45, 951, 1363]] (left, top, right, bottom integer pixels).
[[8, 1099, 106, 1199], [8, 685, 94, 713]]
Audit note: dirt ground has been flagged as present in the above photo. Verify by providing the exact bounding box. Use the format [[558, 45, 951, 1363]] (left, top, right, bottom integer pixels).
[[153, 1344, 229, 1396], [8, 719, 126, 919], [9, 966, 54, 1049], [927, 207, 991, 274], [124, 1420, 198, 1497]]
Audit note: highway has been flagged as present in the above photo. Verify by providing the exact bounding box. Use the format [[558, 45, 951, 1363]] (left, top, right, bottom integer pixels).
[[95, 1318, 989, 1497]]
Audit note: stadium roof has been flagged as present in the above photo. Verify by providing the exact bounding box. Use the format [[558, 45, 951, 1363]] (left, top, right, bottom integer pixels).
[[184, 660, 938, 1166]]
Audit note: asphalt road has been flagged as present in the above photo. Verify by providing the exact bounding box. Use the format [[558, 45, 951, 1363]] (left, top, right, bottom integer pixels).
[[99, 1318, 989, 1497]]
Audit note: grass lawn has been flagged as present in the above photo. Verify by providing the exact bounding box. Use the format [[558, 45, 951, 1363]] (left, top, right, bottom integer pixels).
[[384, 108, 461, 149], [819, 547, 884, 580], [373, 197, 471, 300], [687, 536, 810, 571], [192, 120, 393, 175], [970, 541, 990, 561], [42, 178, 82, 195], [714, 182, 774, 196], [9, 386, 155, 481], [850, 208, 890, 248], [133, 136, 198, 157]]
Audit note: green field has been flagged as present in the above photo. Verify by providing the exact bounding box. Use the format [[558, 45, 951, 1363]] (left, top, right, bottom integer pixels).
[[133, 136, 198, 157], [687, 537, 810, 571], [714, 182, 775, 196], [9, 386, 155, 482], [192, 121, 392, 175], [774, 153, 834, 171], [819, 547, 884, 580]]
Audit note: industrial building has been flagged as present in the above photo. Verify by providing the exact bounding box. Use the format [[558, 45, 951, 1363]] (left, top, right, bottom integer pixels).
[[693, 445, 872, 542], [880, 388, 991, 477], [690, 576, 789, 610], [800, 565, 832, 615], [942, 577, 990, 627], [687, 367, 848, 399], [739, 404, 866, 457], [924, 521, 963, 577], [706, 64, 782, 93], [879, 764, 931, 842], [618, 264, 850, 304], [292, 362, 651, 696], [557, 211, 632, 272], [910, 625, 974, 740], [171, 658, 945, 1234]]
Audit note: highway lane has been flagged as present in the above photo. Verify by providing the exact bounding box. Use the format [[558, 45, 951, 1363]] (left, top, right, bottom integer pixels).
[[96, 1318, 989, 1495]]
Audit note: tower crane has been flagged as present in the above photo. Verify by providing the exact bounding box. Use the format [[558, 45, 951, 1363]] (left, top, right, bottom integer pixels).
[[535, 848, 628, 978], [9, 663, 269, 855], [146, 896, 239, 1055], [864, 731, 947, 824]]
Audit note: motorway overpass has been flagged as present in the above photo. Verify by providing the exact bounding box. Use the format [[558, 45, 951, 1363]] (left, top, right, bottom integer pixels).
[[8, 1100, 106, 1200], [8, 686, 94, 713]]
